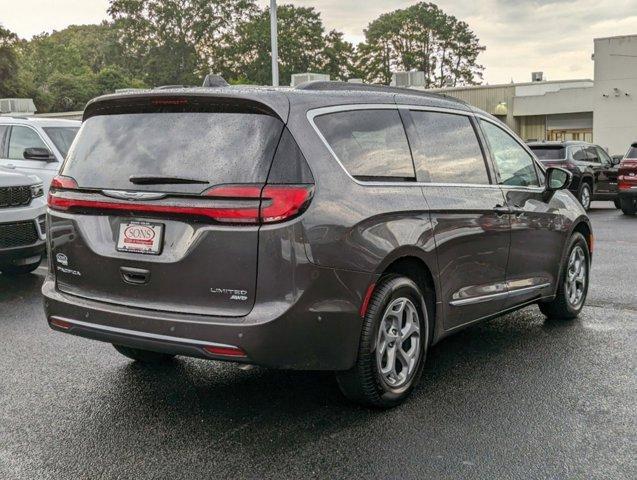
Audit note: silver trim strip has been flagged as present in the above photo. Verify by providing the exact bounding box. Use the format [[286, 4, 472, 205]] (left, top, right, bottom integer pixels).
[[51, 316, 237, 349], [449, 282, 551, 306], [450, 290, 508, 307]]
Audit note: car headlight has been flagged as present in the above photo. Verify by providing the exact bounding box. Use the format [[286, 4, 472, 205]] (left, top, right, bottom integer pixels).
[[31, 183, 44, 198]]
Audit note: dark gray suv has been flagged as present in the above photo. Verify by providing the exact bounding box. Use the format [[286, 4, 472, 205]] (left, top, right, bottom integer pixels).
[[43, 82, 592, 407]]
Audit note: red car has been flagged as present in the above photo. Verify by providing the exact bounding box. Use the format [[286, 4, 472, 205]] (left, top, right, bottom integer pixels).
[[618, 142, 637, 215]]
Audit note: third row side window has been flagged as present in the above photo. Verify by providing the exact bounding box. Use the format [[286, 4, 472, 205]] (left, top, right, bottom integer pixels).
[[314, 109, 416, 181]]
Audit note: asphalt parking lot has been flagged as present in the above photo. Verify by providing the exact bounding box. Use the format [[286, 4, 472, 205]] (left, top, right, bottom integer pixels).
[[1, 202, 635, 480]]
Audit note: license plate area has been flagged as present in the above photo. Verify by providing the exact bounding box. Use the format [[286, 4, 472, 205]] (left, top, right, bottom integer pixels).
[[116, 221, 164, 255]]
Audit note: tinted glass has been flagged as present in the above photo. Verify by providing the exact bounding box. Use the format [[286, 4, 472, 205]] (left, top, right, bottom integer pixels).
[[43, 127, 79, 158], [409, 111, 489, 184], [626, 146, 637, 159], [8, 126, 47, 160], [595, 146, 612, 165], [584, 146, 599, 162], [314, 109, 415, 180], [529, 146, 566, 161], [480, 120, 539, 187], [572, 146, 588, 161], [63, 112, 283, 193]]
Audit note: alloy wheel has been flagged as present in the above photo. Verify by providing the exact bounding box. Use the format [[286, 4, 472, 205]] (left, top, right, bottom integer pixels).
[[375, 297, 421, 388], [565, 245, 587, 308], [580, 185, 591, 209]]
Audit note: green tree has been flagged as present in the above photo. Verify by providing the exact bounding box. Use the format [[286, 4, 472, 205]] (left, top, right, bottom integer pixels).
[[108, 0, 257, 87], [0, 26, 21, 97], [16, 22, 146, 112], [227, 4, 356, 85], [357, 2, 484, 87], [320, 30, 356, 82]]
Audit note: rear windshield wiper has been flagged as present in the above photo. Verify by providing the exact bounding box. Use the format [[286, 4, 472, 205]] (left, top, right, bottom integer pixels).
[[129, 175, 209, 185]]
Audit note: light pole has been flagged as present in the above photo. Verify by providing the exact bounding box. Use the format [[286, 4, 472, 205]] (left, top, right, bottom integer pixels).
[[270, 0, 279, 86]]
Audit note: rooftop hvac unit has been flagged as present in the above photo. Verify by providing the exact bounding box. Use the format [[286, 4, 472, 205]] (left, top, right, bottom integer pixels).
[[0, 98, 36, 116], [391, 71, 426, 88], [532, 71, 544, 82], [409, 71, 425, 87], [291, 73, 330, 87], [391, 72, 410, 87]]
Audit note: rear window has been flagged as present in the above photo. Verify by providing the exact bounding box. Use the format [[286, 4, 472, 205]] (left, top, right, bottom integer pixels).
[[529, 146, 566, 161], [43, 127, 79, 158], [63, 112, 283, 193], [314, 109, 415, 181], [409, 111, 489, 184], [626, 145, 637, 159]]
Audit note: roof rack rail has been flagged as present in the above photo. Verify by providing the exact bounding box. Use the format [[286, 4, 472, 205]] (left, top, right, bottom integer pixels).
[[295, 80, 467, 104], [154, 85, 189, 90]]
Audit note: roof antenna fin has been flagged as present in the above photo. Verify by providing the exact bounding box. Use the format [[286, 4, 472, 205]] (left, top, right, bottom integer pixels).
[[202, 74, 229, 88]]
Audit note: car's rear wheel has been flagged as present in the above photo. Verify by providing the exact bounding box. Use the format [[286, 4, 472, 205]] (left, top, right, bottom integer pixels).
[[336, 275, 429, 408], [578, 182, 592, 210], [620, 197, 636, 215], [112, 344, 175, 363], [539, 232, 590, 319]]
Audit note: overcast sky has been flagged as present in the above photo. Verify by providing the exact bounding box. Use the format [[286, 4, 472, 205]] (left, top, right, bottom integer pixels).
[[1, 0, 637, 84]]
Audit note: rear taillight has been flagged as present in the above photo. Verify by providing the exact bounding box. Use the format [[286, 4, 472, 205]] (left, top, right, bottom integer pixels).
[[200, 184, 313, 224], [48, 180, 313, 225], [50, 175, 79, 190]]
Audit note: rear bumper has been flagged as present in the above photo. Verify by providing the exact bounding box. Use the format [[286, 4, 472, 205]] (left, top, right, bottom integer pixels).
[[42, 266, 375, 370]]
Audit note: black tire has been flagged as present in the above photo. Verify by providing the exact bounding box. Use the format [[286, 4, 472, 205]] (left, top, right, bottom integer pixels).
[[578, 182, 592, 210], [0, 260, 41, 275], [539, 232, 590, 319], [336, 275, 430, 408], [620, 197, 636, 215], [613, 198, 621, 209], [112, 344, 175, 364]]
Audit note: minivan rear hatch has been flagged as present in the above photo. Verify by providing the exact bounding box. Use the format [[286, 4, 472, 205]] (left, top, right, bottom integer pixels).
[[49, 95, 290, 317]]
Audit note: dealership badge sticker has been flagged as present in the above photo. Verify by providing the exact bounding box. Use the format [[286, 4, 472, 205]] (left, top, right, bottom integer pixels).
[[117, 221, 164, 255]]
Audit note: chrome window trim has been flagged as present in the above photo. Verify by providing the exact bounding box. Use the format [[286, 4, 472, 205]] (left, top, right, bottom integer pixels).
[[449, 282, 551, 306], [307, 103, 501, 189], [50, 316, 238, 349]]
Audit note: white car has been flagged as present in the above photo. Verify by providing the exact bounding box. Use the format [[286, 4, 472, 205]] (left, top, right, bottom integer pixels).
[[0, 167, 46, 274], [0, 117, 80, 194]]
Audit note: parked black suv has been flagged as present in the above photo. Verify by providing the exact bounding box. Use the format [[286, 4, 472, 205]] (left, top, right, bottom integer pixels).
[[43, 82, 592, 407], [528, 141, 619, 210]]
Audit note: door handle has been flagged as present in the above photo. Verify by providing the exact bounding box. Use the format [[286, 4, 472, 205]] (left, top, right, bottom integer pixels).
[[5, 163, 15, 169], [493, 205, 510, 216], [120, 266, 150, 285]]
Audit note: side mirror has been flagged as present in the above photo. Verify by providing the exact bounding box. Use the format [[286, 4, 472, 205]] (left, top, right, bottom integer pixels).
[[546, 167, 572, 191], [611, 155, 623, 166], [23, 147, 55, 162]]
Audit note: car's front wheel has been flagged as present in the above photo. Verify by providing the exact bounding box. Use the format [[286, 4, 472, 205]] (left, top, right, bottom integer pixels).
[[336, 275, 429, 408], [539, 232, 590, 319], [112, 344, 175, 364]]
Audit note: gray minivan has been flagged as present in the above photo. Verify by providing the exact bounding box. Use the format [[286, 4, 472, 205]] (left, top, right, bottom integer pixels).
[[43, 82, 592, 407]]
